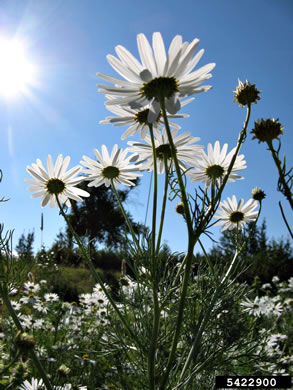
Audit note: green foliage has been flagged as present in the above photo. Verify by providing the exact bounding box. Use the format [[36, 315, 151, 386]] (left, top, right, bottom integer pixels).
[[15, 231, 35, 259], [208, 220, 293, 284], [64, 181, 143, 250]]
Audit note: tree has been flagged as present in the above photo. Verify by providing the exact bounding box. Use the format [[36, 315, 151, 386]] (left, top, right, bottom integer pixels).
[[206, 220, 293, 284], [63, 180, 144, 250], [15, 232, 34, 259]]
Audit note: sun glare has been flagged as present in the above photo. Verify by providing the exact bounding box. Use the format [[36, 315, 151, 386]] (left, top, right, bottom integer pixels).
[[0, 38, 36, 98]]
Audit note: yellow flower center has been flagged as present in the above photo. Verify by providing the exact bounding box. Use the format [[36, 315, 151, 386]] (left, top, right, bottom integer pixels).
[[229, 211, 244, 223], [206, 165, 225, 180], [141, 76, 178, 101], [46, 178, 66, 195], [135, 108, 161, 125], [156, 144, 173, 160], [102, 166, 120, 179]]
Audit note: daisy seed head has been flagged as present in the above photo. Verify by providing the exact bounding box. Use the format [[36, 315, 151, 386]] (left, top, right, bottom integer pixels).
[[141, 76, 179, 101], [252, 187, 266, 201], [251, 118, 283, 143], [46, 178, 66, 195], [233, 79, 261, 107]]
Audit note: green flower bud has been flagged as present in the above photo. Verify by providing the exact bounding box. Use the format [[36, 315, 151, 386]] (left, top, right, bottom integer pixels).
[[15, 331, 36, 352], [251, 118, 283, 143], [233, 79, 261, 106], [58, 363, 71, 377], [176, 202, 185, 215], [252, 187, 266, 201]]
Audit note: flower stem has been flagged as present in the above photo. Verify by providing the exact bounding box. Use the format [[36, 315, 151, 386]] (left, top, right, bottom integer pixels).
[[156, 156, 169, 254], [148, 124, 161, 390], [160, 103, 252, 389], [159, 100, 196, 389], [279, 201, 293, 239], [55, 195, 142, 351], [149, 124, 158, 261], [179, 203, 262, 383], [266, 140, 293, 209], [111, 182, 142, 255]]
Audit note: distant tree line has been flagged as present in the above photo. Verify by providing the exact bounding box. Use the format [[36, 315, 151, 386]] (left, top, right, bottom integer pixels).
[[16, 181, 292, 286]]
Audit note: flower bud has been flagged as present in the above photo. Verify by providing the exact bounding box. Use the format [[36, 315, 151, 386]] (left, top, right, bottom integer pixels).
[[58, 363, 71, 377], [176, 202, 185, 215], [233, 79, 261, 106], [15, 331, 36, 352], [251, 118, 283, 143], [252, 187, 266, 201]]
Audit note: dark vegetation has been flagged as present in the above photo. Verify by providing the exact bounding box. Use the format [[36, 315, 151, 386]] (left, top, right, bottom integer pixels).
[[16, 182, 293, 302]]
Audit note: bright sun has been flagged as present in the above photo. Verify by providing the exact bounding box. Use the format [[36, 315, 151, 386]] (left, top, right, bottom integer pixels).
[[0, 38, 35, 98]]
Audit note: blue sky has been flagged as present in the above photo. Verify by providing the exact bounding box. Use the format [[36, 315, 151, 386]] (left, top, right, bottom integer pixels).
[[1, 0, 292, 254]]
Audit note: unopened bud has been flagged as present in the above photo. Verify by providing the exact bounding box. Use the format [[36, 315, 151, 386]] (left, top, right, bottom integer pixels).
[[252, 187, 266, 201], [233, 79, 261, 106], [15, 331, 36, 351], [251, 118, 283, 143], [176, 202, 185, 215], [58, 363, 71, 377]]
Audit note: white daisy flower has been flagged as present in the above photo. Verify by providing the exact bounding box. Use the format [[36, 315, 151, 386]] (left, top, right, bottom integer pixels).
[[100, 94, 193, 140], [19, 378, 44, 390], [214, 195, 258, 231], [25, 154, 90, 209], [24, 281, 40, 294], [54, 385, 87, 390], [81, 144, 142, 189], [240, 296, 263, 317], [34, 301, 49, 313], [11, 300, 21, 311], [44, 293, 59, 302], [127, 128, 203, 174], [98, 32, 215, 122], [186, 141, 246, 188]]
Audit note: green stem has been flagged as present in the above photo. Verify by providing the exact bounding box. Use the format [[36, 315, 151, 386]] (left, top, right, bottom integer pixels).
[[198, 238, 216, 280], [149, 124, 158, 262], [156, 156, 169, 254], [279, 201, 293, 239], [0, 350, 20, 375], [55, 195, 142, 352], [149, 285, 160, 390], [179, 203, 262, 383], [111, 183, 142, 254], [160, 101, 194, 236], [148, 124, 160, 390], [159, 101, 196, 389], [160, 103, 252, 389], [267, 140, 293, 209], [197, 104, 252, 235], [0, 286, 53, 390]]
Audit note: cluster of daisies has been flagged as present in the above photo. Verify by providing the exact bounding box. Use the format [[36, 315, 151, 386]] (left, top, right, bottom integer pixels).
[[25, 32, 260, 231], [6, 281, 110, 332], [19, 379, 87, 390], [2, 281, 112, 389], [240, 275, 293, 376]]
